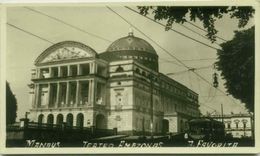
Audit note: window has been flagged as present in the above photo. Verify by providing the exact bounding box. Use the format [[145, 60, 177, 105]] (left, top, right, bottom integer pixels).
[[60, 66, 68, 77], [116, 66, 124, 72], [51, 67, 58, 77], [236, 123, 239, 129], [243, 123, 247, 129], [135, 68, 140, 74], [70, 65, 77, 76], [141, 71, 146, 76], [228, 123, 231, 129], [80, 64, 90, 75]]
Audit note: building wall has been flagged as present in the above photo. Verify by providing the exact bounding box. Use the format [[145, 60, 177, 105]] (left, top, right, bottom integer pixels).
[[107, 110, 133, 133], [212, 114, 253, 138], [28, 41, 200, 135], [30, 109, 94, 127]]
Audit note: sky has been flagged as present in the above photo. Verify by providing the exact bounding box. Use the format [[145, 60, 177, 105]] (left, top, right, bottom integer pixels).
[[5, 6, 254, 120]]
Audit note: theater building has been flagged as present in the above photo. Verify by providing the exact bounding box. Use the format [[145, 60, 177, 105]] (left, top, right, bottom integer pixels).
[[28, 31, 200, 135]]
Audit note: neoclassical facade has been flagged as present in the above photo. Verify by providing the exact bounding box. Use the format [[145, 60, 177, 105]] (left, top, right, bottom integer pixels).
[[211, 113, 253, 138], [28, 32, 200, 135]]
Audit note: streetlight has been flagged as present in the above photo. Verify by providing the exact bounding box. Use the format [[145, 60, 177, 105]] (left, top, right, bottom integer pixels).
[[148, 73, 154, 139]]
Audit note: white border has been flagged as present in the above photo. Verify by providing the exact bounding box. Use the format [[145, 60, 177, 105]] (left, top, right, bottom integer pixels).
[[0, 0, 259, 154]]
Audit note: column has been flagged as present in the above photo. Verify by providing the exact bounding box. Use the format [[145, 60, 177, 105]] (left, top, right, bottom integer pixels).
[[90, 63, 93, 74], [95, 63, 98, 74], [90, 62, 96, 74], [77, 64, 81, 75], [58, 66, 61, 77], [47, 83, 51, 108], [68, 65, 71, 76], [34, 84, 39, 108], [29, 86, 35, 108], [55, 83, 60, 108], [49, 67, 52, 78], [76, 80, 80, 106], [37, 68, 40, 78], [88, 80, 92, 105], [66, 81, 70, 107], [88, 80, 96, 106], [91, 79, 97, 106]]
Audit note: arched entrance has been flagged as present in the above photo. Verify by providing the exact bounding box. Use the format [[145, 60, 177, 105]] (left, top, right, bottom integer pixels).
[[180, 120, 183, 132], [66, 113, 73, 127], [38, 114, 44, 126], [56, 114, 63, 125], [76, 113, 84, 128], [96, 114, 106, 129], [162, 119, 169, 134], [47, 114, 54, 128]]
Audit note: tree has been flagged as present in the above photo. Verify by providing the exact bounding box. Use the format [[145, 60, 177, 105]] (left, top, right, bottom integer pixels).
[[6, 81, 17, 125], [216, 26, 254, 112], [137, 6, 254, 42]]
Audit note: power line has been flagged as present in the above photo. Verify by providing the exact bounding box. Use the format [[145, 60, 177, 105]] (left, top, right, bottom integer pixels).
[[177, 23, 222, 45], [107, 6, 244, 111], [160, 57, 217, 63], [200, 95, 230, 97], [181, 58, 217, 61], [24, 7, 113, 43], [7, 23, 85, 63], [125, 6, 222, 52], [146, 6, 228, 42], [166, 65, 213, 75], [186, 21, 227, 42], [7, 23, 54, 44], [159, 59, 184, 67], [199, 102, 218, 112]]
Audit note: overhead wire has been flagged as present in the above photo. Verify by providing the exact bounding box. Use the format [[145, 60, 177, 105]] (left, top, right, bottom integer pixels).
[[125, 6, 222, 52], [186, 21, 228, 42], [176, 22, 221, 45], [7, 23, 86, 61], [146, 6, 228, 42], [166, 64, 213, 75], [24, 7, 113, 43], [199, 102, 219, 113], [7, 23, 54, 44], [107, 6, 245, 111], [160, 57, 217, 63], [9, 6, 244, 112]]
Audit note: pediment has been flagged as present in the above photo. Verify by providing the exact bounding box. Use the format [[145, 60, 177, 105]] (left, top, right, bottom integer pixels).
[[35, 41, 97, 65]]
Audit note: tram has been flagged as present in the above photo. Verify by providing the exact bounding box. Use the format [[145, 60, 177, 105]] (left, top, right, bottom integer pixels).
[[186, 118, 225, 141]]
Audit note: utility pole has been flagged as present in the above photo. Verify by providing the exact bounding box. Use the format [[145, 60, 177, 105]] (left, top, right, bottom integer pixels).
[[149, 74, 154, 139], [221, 104, 224, 123]]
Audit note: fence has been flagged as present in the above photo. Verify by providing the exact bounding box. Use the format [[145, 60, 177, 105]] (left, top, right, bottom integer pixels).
[[6, 120, 117, 141]]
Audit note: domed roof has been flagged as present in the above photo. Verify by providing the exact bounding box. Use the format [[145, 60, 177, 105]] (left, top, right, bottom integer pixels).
[[106, 32, 157, 55]]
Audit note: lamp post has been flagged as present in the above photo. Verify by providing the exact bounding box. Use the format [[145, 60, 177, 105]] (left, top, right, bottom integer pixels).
[[149, 74, 154, 140]]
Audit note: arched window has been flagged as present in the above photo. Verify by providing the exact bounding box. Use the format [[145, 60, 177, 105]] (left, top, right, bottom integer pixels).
[[162, 119, 169, 134], [56, 114, 63, 125], [38, 114, 44, 124], [228, 123, 231, 129], [66, 113, 73, 127], [115, 65, 124, 72], [234, 119, 240, 129], [96, 114, 106, 129], [76, 113, 84, 128], [141, 71, 146, 76], [47, 114, 54, 123], [135, 68, 140, 74], [243, 123, 247, 129], [47, 114, 54, 128]]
